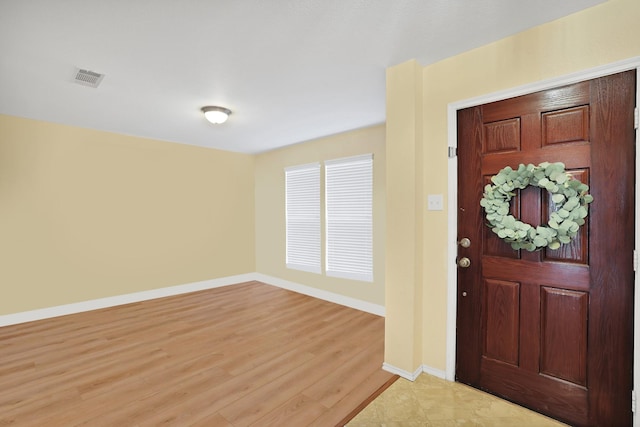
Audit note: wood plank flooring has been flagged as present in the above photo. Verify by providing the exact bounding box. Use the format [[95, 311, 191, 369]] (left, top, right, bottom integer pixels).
[[0, 281, 396, 426]]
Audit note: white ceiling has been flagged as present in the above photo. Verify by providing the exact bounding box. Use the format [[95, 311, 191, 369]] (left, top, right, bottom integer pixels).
[[0, 0, 605, 154]]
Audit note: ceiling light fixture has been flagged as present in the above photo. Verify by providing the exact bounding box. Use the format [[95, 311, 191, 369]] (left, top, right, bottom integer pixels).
[[201, 106, 232, 124]]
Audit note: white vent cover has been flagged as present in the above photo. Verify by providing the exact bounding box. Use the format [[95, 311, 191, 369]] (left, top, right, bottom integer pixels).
[[74, 68, 105, 88]]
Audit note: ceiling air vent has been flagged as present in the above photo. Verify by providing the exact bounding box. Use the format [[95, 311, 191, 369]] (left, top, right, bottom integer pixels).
[[74, 68, 105, 88]]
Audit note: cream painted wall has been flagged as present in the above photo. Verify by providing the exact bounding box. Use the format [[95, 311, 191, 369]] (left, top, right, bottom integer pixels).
[[385, 60, 423, 372], [255, 125, 385, 306], [385, 0, 640, 374], [0, 115, 255, 315]]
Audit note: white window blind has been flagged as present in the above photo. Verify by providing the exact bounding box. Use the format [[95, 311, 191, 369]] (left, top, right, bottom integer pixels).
[[325, 154, 373, 282], [285, 163, 321, 273]]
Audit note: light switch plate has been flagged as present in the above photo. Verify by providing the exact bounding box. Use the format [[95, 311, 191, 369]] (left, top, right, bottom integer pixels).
[[427, 194, 443, 211]]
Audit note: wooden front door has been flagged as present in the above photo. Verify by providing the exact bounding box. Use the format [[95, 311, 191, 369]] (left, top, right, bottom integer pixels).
[[456, 71, 636, 426]]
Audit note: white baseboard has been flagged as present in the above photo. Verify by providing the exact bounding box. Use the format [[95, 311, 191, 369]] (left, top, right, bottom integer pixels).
[[382, 363, 422, 381], [0, 273, 256, 327], [0, 272, 385, 327], [381, 363, 448, 382], [422, 364, 447, 380], [253, 273, 385, 316]]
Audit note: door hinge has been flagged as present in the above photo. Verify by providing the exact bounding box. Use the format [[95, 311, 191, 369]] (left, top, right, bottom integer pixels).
[[634, 250, 638, 272], [635, 107, 639, 129], [448, 146, 457, 158], [632, 390, 637, 413]]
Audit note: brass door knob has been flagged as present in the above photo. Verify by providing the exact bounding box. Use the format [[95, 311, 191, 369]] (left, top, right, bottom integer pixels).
[[458, 257, 471, 268]]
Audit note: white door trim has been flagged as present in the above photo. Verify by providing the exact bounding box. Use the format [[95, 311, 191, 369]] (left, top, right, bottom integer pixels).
[[445, 58, 640, 424]]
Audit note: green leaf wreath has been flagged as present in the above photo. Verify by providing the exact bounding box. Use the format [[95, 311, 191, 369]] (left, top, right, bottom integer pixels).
[[480, 162, 593, 252]]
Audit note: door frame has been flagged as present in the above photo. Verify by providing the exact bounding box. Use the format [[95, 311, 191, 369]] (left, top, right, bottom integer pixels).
[[445, 56, 640, 422]]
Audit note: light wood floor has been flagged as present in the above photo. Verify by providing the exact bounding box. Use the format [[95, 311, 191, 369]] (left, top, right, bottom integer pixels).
[[0, 281, 396, 426]]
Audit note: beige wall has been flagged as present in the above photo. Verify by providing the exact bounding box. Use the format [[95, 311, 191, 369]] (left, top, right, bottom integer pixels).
[[385, 60, 423, 371], [255, 125, 386, 306], [0, 115, 255, 315], [385, 0, 640, 373]]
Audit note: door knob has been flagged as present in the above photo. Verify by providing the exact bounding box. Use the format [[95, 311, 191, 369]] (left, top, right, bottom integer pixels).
[[458, 257, 471, 268], [458, 237, 471, 248]]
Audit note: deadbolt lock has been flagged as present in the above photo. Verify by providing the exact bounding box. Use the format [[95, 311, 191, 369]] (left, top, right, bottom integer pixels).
[[458, 237, 471, 248]]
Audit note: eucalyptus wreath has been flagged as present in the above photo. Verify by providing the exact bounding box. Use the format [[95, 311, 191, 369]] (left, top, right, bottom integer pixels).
[[480, 162, 593, 252]]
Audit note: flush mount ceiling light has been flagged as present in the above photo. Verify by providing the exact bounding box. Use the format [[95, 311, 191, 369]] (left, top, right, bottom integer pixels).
[[201, 106, 232, 124]]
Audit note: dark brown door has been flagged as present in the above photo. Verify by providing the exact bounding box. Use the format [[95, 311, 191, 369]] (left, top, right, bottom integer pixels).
[[456, 71, 636, 426]]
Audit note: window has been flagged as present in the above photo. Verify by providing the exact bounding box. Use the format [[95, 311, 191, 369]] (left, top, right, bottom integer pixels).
[[285, 163, 321, 273], [325, 154, 373, 282]]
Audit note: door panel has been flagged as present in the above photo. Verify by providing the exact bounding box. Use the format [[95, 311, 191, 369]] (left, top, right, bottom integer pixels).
[[544, 169, 589, 264], [541, 106, 589, 146], [483, 118, 521, 153], [456, 71, 635, 426], [483, 279, 520, 365], [539, 287, 588, 386]]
